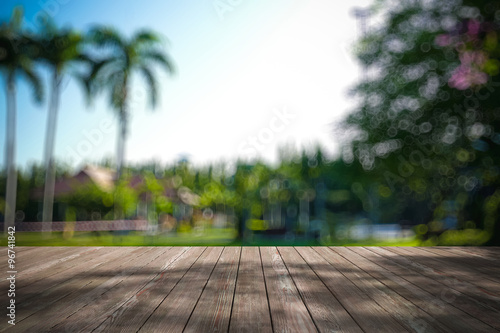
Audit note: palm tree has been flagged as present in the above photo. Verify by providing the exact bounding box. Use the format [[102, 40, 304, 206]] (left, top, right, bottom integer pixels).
[[85, 27, 175, 180], [36, 18, 86, 233], [0, 7, 44, 233]]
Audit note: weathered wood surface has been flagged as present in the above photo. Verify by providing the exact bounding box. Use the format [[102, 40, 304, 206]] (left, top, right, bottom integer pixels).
[[3, 246, 499, 332]]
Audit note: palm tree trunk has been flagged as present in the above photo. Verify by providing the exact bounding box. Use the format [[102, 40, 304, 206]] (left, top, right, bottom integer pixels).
[[42, 72, 61, 235], [4, 72, 17, 233], [114, 107, 128, 220], [116, 110, 127, 180]]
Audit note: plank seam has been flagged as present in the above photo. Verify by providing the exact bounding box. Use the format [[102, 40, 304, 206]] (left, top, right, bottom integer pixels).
[[85, 247, 180, 332], [181, 247, 225, 332], [332, 246, 443, 330], [361, 246, 500, 331], [277, 247, 320, 333], [227, 246, 242, 333], [135, 247, 207, 333], [49, 247, 164, 331], [259, 247, 275, 333], [10, 247, 148, 329], [304, 247, 367, 333]]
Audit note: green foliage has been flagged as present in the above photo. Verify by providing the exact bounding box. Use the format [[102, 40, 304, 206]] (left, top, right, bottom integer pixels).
[[84, 26, 175, 111], [59, 182, 113, 220], [340, 0, 500, 244], [2, 4, 499, 245], [0, 6, 44, 102]]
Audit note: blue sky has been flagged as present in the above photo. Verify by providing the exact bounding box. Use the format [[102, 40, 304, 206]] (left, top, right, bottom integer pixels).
[[0, 0, 371, 170]]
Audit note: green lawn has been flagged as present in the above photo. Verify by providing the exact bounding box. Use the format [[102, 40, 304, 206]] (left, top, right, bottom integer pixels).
[[2, 229, 420, 246]]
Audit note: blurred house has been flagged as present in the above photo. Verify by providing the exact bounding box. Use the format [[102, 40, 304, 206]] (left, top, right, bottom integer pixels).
[[31, 165, 200, 226], [130, 175, 200, 231], [31, 165, 115, 221], [31, 165, 115, 200]]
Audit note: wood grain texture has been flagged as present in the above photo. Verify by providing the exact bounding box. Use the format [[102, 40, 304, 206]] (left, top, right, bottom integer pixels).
[[334, 247, 495, 333], [260, 246, 318, 332], [139, 247, 224, 333], [364, 246, 500, 330], [297, 247, 408, 332], [278, 247, 363, 333], [389, 247, 500, 293], [50, 247, 175, 332], [184, 247, 240, 333], [312, 246, 452, 333], [385, 246, 500, 312], [94, 247, 205, 333], [15, 247, 111, 290], [4, 246, 500, 333], [417, 247, 500, 279], [0, 247, 132, 332], [0, 246, 71, 272], [229, 247, 272, 333], [450, 246, 500, 261], [6, 247, 159, 332], [2, 246, 84, 274]]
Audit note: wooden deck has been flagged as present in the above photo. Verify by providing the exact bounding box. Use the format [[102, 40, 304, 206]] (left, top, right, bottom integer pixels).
[[3, 246, 500, 332]]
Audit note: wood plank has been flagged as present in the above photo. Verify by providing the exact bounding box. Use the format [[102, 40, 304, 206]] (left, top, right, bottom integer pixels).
[[389, 247, 500, 293], [14, 247, 107, 290], [184, 247, 240, 332], [139, 247, 223, 333], [4, 246, 499, 332], [454, 246, 500, 258], [278, 247, 363, 333], [1, 246, 84, 274], [441, 247, 500, 266], [334, 247, 494, 333], [93, 247, 206, 333], [385, 247, 500, 311], [12, 246, 39, 254], [15, 247, 125, 302], [417, 247, 500, 279], [296, 247, 408, 332], [229, 247, 272, 333], [4, 247, 151, 331], [50, 247, 185, 332], [6, 247, 160, 332], [1, 246, 94, 289], [365, 246, 500, 330], [260, 246, 319, 332], [0, 247, 134, 331], [0, 246, 40, 270], [312, 246, 452, 333]]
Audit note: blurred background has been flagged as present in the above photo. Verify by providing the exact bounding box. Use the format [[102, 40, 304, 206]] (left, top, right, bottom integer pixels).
[[1, 0, 499, 246]]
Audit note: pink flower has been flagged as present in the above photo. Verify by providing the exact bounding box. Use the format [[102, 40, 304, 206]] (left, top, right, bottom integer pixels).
[[467, 20, 481, 36], [449, 65, 488, 90], [459, 50, 487, 65], [435, 34, 452, 46]]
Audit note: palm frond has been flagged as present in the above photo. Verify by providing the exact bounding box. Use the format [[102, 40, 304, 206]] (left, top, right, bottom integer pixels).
[[20, 60, 44, 103], [8, 6, 23, 31], [84, 26, 175, 115], [140, 65, 158, 107], [131, 30, 160, 46], [73, 72, 93, 106], [141, 50, 175, 75], [36, 12, 58, 37], [88, 56, 120, 83], [74, 52, 93, 65], [88, 26, 125, 50]]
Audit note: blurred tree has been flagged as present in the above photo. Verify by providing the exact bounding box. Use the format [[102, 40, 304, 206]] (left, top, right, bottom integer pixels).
[[342, 0, 500, 243], [36, 16, 88, 234], [0, 7, 44, 233], [59, 182, 113, 221], [84, 26, 175, 179]]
